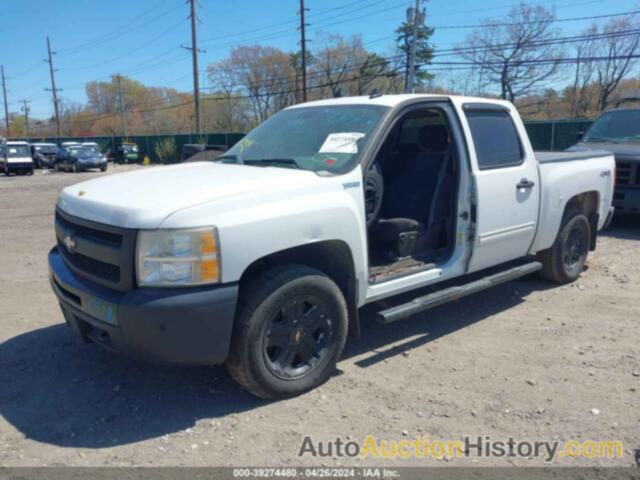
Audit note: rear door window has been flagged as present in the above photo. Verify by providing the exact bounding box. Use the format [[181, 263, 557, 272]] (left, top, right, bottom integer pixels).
[[465, 109, 523, 169]]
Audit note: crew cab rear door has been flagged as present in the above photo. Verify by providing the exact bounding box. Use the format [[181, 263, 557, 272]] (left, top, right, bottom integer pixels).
[[458, 101, 540, 272]]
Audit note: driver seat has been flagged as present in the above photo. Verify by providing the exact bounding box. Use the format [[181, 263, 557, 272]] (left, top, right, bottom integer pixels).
[[372, 123, 451, 258]]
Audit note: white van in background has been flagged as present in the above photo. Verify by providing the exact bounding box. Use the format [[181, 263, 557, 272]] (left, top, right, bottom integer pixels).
[[1, 141, 34, 176]]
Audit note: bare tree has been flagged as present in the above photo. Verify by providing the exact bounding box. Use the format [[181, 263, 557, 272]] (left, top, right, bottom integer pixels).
[[216, 45, 296, 124], [593, 16, 640, 111], [569, 25, 598, 117], [456, 3, 564, 102], [313, 34, 366, 97]]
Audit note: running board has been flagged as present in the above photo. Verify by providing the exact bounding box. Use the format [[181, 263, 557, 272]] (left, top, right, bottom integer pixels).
[[376, 261, 542, 324]]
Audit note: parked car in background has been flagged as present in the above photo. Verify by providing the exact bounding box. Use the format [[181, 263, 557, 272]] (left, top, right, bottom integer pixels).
[[185, 149, 226, 163], [54, 144, 107, 173], [1, 140, 34, 176], [568, 102, 640, 215], [30, 142, 59, 168], [48, 94, 614, 398], [108, 142, 140, 164], [182, 143, 227, 162], [81, 142, 101, 152]]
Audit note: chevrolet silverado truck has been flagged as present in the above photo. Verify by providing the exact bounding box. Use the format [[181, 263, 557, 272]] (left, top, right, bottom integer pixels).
[[49, 94, 615, 399], [568, 107, 640, 214]]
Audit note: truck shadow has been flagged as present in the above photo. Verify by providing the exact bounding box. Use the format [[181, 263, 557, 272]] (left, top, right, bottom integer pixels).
[[0, 324, 263, 449], [601, 215, 640, 240], [346, 276, 552, 367], [0, 277, 552, 449]]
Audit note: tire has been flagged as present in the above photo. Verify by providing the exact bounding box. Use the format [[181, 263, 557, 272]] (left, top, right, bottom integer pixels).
[[100, 165, 107, 172], [538, 207, 591, 284], [27, 168, 33, 176], [226, 265, 348, 399]]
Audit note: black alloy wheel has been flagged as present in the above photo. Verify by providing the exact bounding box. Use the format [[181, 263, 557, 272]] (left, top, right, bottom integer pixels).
[[262, 296, 336, 380]]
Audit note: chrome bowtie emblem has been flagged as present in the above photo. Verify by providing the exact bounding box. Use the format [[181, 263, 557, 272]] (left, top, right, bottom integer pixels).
[[63, 234, 76, 254]]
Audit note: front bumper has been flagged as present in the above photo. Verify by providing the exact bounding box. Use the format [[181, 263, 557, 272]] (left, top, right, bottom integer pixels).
[[602, 206, 615, 230], [6, 162, 33, 170], [48, 247, 238, 365], [78, 160, 107, 169]]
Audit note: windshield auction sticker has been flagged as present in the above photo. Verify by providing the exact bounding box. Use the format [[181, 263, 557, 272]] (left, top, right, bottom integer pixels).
[[319, 132, 366, 154]]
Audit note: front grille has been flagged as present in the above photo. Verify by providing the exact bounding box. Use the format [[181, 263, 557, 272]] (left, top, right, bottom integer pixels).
[[55, 209, 137, 291], [616, 161, 640, 188]]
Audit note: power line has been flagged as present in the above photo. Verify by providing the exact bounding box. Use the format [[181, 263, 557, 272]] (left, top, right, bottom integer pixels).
[[433, 8, 640, 30], [56, 0, 177, 56]]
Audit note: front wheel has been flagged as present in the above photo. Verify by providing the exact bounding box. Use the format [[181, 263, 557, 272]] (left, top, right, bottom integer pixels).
[[538, 207, 591, 284], [226, 265, 348, 399]]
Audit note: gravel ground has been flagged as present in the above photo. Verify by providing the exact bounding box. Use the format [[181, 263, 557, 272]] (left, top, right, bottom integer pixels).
[[0, 164, 638, 468]]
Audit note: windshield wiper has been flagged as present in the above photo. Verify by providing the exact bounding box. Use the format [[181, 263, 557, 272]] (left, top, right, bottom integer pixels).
[[584, 137, 619, 144], [244, 158, 301, 169], [215, 154, 243, 164]]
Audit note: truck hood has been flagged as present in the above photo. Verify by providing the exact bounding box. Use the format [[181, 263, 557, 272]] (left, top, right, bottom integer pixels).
[[567, 142, 640, 161], [57, 162, 320, 229]]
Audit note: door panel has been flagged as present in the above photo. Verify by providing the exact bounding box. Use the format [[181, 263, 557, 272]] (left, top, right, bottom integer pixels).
[[462, 106, 540, 272]]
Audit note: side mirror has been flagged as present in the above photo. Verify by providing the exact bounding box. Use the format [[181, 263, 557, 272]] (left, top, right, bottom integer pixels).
[[576, 131, 584, 142]]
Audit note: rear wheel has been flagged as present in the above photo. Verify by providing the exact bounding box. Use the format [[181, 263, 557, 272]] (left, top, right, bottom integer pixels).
[[226, 265, 348, 399], [538, 207, 591, 284]]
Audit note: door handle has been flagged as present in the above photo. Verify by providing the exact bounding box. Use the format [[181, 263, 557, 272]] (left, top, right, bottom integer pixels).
[[516, 178, 535, 189]]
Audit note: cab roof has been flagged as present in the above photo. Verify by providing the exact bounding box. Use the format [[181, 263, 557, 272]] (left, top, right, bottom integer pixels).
[[286, 93, 512, 110]]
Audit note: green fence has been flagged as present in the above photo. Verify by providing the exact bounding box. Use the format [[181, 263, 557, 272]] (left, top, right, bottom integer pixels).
[[523, 119, 593, 151], [24, 132, 246, 163], [20, 119, 593, 160]]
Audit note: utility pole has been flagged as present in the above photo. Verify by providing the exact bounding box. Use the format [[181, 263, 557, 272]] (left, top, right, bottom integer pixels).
[[20, 99, 31, 137], [116, 74, 128, 137], [45, 36, 62, 137], [406, 0, 424, 93], [298, 0, 309, 103], [186, 0, 202, 133], [1, 66, 9, 137]]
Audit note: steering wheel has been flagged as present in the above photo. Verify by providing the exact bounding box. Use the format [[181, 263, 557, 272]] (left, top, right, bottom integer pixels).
[[364, 161, 384, 226]]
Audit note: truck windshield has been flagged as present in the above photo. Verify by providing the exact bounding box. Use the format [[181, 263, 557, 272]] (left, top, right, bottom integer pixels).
[[220, 105, 389, 173], [6, 145, 29, 157], [584, 110, 640, 142]]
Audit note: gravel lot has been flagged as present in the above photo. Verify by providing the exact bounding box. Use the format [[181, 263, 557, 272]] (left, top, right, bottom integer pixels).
[[0, 164, 638, 468]]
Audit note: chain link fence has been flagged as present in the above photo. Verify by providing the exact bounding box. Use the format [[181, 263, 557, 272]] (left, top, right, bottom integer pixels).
[[524, 119, 593, 151]]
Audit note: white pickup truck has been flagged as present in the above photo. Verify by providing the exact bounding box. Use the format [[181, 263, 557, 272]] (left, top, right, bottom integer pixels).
[[49, 94, 615, 398]]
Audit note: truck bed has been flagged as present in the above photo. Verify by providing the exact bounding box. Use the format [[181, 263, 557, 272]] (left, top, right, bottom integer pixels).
[[535, 150, 612, 164]]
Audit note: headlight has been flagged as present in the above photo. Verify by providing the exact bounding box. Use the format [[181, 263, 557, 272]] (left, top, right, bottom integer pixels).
[[136, 227, 220, 287]]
